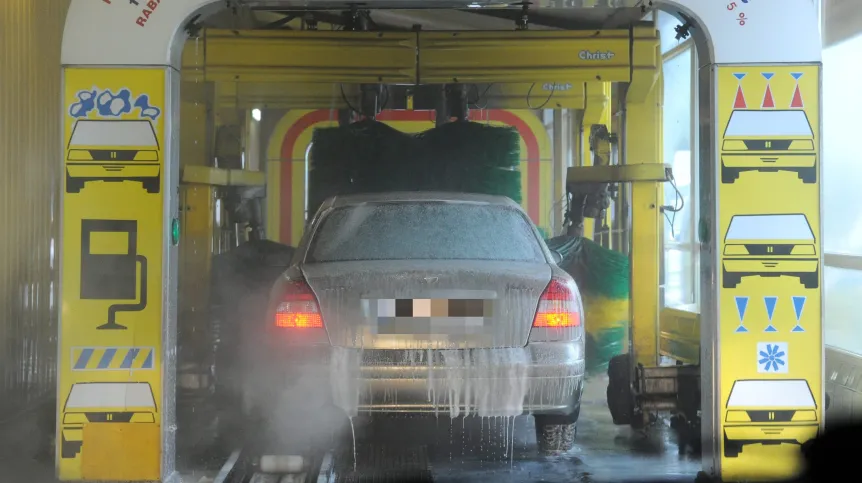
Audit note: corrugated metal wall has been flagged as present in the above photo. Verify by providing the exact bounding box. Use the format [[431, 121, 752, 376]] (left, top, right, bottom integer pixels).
[[0, 0, 69, 416]]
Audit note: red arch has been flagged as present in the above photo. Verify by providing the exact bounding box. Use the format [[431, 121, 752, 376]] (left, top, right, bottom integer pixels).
[[280, 109, 541, 243]]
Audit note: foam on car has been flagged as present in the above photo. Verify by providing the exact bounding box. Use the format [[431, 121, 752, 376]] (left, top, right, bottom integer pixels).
[[328, 347, 533, 418]]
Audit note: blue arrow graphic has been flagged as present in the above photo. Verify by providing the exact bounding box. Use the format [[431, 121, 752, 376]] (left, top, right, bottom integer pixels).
[[733, 73, 747, 80], [762, 72, 775, 81], [735, 296, 749, 333], [764, 296, 778, 332], [792, 296, 807, 332], [791, 72, 804, 80]]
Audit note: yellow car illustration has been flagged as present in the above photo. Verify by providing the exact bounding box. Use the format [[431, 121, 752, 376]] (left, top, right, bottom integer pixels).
[[722, 213, 818, 289], [66, 119, 160, 194], [60, 382, 157, 459], [724, 379, 819, 458], [721, 110, 816, 184]]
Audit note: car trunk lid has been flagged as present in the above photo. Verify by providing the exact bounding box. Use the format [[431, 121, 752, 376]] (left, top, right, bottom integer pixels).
[[302, 260, 550, 349]]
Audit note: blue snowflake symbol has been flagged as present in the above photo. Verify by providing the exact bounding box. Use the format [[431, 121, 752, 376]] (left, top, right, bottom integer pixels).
[[759, 344, 786, 372]]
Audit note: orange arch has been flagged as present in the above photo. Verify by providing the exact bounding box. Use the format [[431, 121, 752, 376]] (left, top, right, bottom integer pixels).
[[266, 109, 552, 245]]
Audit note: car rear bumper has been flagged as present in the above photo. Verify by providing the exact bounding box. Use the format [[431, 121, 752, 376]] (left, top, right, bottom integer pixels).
[[67, 164, 160, 178], [724, 423, 818, 445], [722, 259, 818, 274], [356, 342, 584, 415], [245, 341, 585, 418], [721, 154, 816, 169]]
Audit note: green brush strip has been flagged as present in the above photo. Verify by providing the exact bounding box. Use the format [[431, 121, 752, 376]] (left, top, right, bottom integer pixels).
[[547, 236, 630, 300], [415, 120, 521, 169], [585, 326, 627, 374], [548, 235, 630, 372]]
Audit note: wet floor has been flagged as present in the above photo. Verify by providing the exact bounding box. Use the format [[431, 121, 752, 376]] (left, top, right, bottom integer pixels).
[[0, 376, 701, 483], [338, 375, 701, 483]]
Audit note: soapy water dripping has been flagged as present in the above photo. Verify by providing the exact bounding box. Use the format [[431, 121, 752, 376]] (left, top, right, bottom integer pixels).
[[332, 346, 538, 419], [348, 416, 357, 472], [329, 345, 574, 470]]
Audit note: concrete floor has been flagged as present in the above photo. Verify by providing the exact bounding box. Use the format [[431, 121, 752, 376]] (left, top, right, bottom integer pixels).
[[0, 376, 701, 483]]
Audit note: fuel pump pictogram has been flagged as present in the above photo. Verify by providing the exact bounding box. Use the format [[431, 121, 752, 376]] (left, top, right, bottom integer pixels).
[[80, 219, 148, 330]]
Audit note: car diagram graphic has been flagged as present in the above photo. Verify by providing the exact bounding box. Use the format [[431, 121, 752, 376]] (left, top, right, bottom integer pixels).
[[721, 110, 817, 184], [724, 379, 819, 458], [65, 119, 161, 194], [722, 213, 819, 289], [60, 382, 158, 459]]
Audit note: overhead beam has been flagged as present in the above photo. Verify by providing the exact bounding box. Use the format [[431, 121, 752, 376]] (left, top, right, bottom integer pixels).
[[627, 26, 660, 103], [183, 28, 659, 86], [416, 30, 632, 84], [198, 80, 588, 110], [184, 29, 418, 84]]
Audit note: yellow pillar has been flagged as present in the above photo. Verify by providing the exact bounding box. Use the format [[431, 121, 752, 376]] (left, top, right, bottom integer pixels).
[[59, 68, 170, 481], [714, 65, 822, 481], [627, 68, 663, 367]]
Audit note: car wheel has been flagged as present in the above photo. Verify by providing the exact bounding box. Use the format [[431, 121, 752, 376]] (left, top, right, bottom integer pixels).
[[723, 434, 742, 458], [798, 167, 817, 184], [534, 418, 577, 455], [607, 353, 634, 425]]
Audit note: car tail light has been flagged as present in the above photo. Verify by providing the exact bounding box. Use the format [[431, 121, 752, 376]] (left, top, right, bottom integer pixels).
[[533, 278, 581, 328], [275, 279, 324, 329], [529, 277, 583, 343]]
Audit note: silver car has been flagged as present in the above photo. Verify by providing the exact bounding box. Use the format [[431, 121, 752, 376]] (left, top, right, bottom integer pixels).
[[241, 192, 585, 453]]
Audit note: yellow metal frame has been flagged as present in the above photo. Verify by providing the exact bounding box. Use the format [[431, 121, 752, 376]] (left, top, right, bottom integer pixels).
[[417, 30, 631, 84], [202, 80, 590, 110], [182, 166, 266, 187], [627, 57, 663, 367], [659, 305, 701, 364], [184, 30, 417, 84], [182, 28, 659, 86], [567, 164, 671, 184]]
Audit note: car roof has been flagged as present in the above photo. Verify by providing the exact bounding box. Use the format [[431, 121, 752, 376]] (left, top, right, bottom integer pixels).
[[323, 191, 523, 210]]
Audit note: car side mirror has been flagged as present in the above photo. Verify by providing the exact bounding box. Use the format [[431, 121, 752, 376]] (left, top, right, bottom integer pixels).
[[551, 250, 563, 264]]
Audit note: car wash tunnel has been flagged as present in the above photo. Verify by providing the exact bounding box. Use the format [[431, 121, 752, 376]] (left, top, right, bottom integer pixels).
[[1, 0, 860, 482]]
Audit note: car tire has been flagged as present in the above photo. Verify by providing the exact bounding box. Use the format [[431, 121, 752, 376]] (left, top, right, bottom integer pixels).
[[721, 167, 740, 184], [66, 174, 84, 194], [800, 271, 819, 289], [142, 177, 160, 194], [534, 418, 577, 455], [723, 434, 742, 458], [722, 269, 741, 289], [607, 353, 634, 425], [798, 167, 817, 184]]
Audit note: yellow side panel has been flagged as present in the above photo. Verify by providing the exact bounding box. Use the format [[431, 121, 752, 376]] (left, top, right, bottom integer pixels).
[[716, 65, 821, 481], [81, 423, 160, 481], [59, 68, 165, 481]]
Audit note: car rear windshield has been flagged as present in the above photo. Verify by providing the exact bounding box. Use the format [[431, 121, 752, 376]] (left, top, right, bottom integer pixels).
[[69, 120, 159, 147], [307, 201, 546, 262], [725, 214, 814, 241], [724, 110, 813, 137]]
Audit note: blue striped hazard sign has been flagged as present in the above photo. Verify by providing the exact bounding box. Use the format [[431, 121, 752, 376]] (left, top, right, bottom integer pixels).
[[71, 347, 155, 371]]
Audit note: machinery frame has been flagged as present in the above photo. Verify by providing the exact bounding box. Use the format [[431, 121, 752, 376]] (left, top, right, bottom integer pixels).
[[57, 1, 823, 481]]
